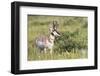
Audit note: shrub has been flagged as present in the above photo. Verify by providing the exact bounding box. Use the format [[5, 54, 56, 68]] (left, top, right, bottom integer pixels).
[[54, 29, 87, 52]]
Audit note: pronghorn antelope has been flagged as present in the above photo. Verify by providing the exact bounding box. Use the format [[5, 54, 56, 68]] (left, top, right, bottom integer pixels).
[[35, 21, 60, 54]]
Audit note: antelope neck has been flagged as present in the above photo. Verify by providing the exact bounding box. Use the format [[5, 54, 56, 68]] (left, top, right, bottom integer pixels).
[[48, 34, 55, 43]]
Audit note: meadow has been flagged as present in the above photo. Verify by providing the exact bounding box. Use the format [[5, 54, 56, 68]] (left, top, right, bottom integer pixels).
[[28, 15, 88, 61]]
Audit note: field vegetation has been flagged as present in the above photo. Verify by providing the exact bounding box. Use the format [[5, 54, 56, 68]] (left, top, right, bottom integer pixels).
[[28, 15, 88, 61]]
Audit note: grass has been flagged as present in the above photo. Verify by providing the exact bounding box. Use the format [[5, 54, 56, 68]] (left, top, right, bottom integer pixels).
[[28, 49, 88, 61], [28, 15, 88, 61]]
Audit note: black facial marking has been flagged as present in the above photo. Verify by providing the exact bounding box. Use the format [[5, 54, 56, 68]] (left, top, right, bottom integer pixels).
[[51, 32, 54, 36], [56, 30, 60, 35], [54, 30, 60, 35], [51, 29, 60, 36]]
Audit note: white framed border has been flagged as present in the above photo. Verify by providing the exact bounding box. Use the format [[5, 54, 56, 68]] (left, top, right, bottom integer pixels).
[[20, 6, 95, 70]]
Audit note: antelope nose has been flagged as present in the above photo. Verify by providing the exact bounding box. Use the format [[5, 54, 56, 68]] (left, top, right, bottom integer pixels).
[[58, 34, 60, 36]]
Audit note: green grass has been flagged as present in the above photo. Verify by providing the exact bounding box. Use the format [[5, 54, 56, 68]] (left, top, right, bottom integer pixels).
[[28, 15, 88, 61]]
